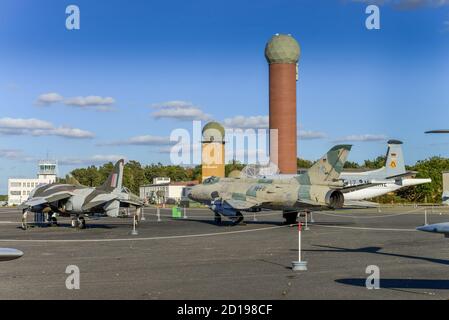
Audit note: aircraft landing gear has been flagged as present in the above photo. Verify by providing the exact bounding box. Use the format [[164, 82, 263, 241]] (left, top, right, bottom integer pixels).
[[71, 216, 86, 229], [78, 217, 86, 229], [231, 211, 245, 226], [214, 213, 222, 225], [48, 214, 58, 227], [21, 210, 28, 230], [283, 211, 298, 225]]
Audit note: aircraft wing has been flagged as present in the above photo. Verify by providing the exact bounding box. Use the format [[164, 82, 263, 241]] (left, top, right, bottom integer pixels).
[[223, 199, 260, 210], [81, 194, 118, 211], [385, 171, 418, 180], [119, 199, 144, 207], [297, 199, 322, 206], [344, 200, 379, 208], [425, 130, 449, 134], [19, 192, 73, 210], [339, 183, 383, 194], [0, 248, 23, 262]]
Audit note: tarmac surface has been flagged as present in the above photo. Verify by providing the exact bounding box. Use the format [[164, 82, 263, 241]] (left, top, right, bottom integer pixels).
[[0, 205, 449, 300]]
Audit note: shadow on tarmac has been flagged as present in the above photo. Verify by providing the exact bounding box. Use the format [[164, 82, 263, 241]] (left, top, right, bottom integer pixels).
[[336, 278, 449, 290], [304, 245, 449, 266], [183, 218, 284, 227], [17, 223, 118, 230]]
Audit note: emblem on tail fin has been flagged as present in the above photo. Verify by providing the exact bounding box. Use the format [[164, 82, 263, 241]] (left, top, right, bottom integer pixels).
[[385, 140, 405, 177]]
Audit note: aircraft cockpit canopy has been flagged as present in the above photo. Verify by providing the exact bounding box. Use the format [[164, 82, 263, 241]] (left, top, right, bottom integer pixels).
[[203, 176, 220, 185]]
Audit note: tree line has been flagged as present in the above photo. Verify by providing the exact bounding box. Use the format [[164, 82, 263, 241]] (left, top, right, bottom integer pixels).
[[55, 156, 449, 204]]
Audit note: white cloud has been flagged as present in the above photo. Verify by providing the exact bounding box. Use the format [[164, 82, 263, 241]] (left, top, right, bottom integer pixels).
[[298, 130, 327, 140], [158, 142, 202, 154], [151, 101, 211, 121], [36, 93, 116, 111], [0, 117, 94, 139], [64, 96, 115, 107], [333, 134, 388, 142], [59, 155, 125, 166], [36, 93, 64, 105], [0, 149, 24, 160], [99, 135, 171, 146], [223, 115, 269, 129]]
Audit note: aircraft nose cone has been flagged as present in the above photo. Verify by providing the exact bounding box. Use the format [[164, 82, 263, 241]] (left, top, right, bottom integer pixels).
[[0, 248, 24, 261], [416, 224, 439, 233], [187, 188, 196, 201]]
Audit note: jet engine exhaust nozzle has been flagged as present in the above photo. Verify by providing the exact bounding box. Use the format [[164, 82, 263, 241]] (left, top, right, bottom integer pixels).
[[326, 190, 344, 209]]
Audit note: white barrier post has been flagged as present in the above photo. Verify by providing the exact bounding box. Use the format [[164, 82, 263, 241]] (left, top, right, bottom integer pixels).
[[157, 206, 161, 222], [183, 207, 188, 219], [304, 211, 309, 231], [310, 211, 315, 223], [141, 207, 146, 221], [292, 223, 307, 271], [425, 209, 428, 226]]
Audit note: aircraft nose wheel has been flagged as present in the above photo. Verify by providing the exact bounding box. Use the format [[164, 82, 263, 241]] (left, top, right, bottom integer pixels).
[[49, 216, 58, 227], [283, 211, 298, 225], [71, 217, 86, 229], [78, 217, 86, 229]]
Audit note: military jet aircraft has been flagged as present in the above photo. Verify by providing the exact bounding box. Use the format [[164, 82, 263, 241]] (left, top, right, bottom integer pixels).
[[19, 159, 143, 229], [341, 140, 431, 206], [188, 145, 380, 225]]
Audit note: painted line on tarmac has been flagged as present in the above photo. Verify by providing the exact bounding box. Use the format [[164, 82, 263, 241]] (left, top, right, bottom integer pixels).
[[316, 207, 425, 219], [0, 224, 291, 243], [313, 224, 416, 232]]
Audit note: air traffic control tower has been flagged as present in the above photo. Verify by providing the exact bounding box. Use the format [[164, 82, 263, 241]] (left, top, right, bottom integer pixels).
[[265, 34, 300, 174], [201, 121, 225, 182]]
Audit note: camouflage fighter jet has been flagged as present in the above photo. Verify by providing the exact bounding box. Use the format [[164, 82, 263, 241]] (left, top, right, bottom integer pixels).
[[188, 145, 379, 225], [19, 159, 143, 229]]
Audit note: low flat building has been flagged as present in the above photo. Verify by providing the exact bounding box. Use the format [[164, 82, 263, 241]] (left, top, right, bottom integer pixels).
[[7, 160, 58, 206], [140, 178, 198, 204]]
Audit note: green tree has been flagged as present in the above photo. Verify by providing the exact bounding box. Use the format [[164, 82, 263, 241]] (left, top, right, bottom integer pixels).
[[397, 157, 449, 203], [225, 161, 245, 177], [343, 161, 360, 169], [297, 158, 313, 169], [363, 156, 386, 169]]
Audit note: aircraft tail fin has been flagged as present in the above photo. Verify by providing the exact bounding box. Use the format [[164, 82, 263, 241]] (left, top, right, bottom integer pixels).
[[307, 145, 352, 184], [97, 159, 125, 193], [384, 140, 406, 177]]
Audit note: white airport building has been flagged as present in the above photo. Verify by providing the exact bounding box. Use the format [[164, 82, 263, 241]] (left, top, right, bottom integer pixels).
[[139, 177, 198, 205], [7, 160, 58, 206]]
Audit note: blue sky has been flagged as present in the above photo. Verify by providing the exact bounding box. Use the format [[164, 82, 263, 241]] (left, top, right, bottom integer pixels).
[[1, 0, 449, 193]]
